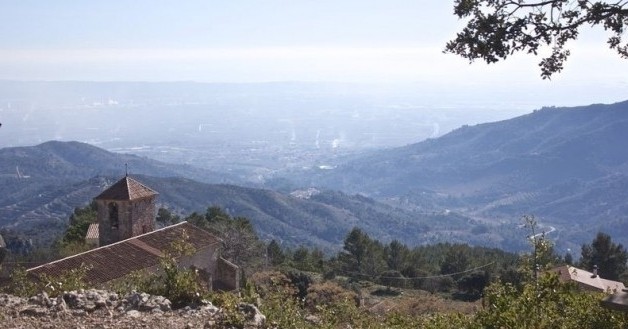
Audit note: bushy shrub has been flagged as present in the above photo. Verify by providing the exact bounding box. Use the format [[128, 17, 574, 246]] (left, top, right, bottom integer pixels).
[[38, 264, 91, 297], [285, 270, 313, 300], [305, 281, 358, 310], [5, 264, 91, 297], [4, 267, 38, 297], [248, 270, 296, 298], [210, 291, 246, 327], [110, 231, 204, 307], [474, 273, 628, 328]]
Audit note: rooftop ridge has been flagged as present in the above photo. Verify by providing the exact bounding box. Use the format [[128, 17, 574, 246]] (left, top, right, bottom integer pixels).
[[125, 176, 132, 199]]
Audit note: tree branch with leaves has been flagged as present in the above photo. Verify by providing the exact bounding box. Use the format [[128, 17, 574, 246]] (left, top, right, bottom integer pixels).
[[445, 0, 628, 78]]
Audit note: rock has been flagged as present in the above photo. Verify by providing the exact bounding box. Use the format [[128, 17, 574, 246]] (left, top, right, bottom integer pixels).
[[57, 289, 120, 312], [28, 292, 51, 307], [63, 291, 84, 309], [305, 314, 321, 325], [20, 306, 49, 317], [158, 297, 172, 312], [126, 310, 141, 318], [200, 303, 219, 314], [91, 292, 108, 308], [124, 292, 143, 309], [94, 296, 108, 308], [54, 295, 67, 312], [72, 309, 87, 317], [84, 302, 97, 312], [238, 303, 266, 328], [0, 293, 26, 307], [123, 292, 172, 312]]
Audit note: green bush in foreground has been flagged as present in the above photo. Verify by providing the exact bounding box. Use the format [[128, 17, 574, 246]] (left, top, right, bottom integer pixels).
[[254, 272, 628, 329], [472, 274, 628, 329], [4, 264, 91, 298], [110, 230, 204, 307]]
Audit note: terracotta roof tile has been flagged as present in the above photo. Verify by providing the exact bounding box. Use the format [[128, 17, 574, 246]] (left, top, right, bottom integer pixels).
[[28, 222, 221, 285], [94, 176, 158, 201]]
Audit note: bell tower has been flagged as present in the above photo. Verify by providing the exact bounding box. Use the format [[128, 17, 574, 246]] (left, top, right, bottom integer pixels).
[[94, 176, 158, 246]]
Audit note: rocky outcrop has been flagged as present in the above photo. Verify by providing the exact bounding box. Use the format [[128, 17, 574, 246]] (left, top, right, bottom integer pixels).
[[0, 290, 267, 329], [239, 303, 266, 328], [11, 290, 176, 316]]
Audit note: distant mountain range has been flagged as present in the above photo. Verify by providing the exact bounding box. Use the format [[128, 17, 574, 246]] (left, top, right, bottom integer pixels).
[[300, 100, 628, 252], [0, 141, 480, 251], [4, 100, 628, 254]]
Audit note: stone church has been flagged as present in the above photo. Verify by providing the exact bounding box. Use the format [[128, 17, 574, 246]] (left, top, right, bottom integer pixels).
[[89, 175, 159, 247], [28, 176, 239, 291]]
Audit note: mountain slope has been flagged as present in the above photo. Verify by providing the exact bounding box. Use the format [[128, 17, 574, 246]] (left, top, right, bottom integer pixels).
[[313, 100, 628, 197], [0, 140, 234, 184], [0, 141, 487, 251], [300, 100, 628, 251], [1, 175, 482, 251]]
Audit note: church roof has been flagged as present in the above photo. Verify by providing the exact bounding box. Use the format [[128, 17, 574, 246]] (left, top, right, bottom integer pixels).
[[27, 222, 221, 285], [94, 176, 158, 201]]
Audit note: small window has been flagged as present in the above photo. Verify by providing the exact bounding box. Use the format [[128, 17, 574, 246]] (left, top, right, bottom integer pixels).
[[108, 202, 119, 229]]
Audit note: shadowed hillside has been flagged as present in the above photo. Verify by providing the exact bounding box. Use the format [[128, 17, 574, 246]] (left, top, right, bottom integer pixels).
[[0, 141, 486, 250]]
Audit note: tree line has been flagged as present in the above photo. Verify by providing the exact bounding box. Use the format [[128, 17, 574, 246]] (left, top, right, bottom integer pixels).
[[3, 205, 628, 302]]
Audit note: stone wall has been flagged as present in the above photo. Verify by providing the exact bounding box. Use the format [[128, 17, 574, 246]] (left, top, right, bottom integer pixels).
[[96, 200, 119, 246], [129, 198, 156, 237], [96, 197, 156, 246], [214, 257, 240, 291]]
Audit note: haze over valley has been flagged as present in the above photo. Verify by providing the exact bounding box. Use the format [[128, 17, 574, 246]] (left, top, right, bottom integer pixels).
[[0, 81, 534, 184], [1, 83, 628, 256], [2, 1, 628, 260]]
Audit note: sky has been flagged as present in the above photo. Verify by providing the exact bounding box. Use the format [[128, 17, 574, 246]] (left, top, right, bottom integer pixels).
[[0, 1, 626, 107]]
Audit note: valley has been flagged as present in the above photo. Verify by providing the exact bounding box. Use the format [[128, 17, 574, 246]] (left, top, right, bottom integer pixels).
[[1, 81, 627, 258]]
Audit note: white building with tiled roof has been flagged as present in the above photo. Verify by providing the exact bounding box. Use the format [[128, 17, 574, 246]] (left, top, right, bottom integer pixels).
[[550, 265, 625, 292]]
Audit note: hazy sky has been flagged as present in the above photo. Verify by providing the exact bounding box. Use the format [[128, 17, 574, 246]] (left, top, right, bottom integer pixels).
[[0, 1, 626, 106]]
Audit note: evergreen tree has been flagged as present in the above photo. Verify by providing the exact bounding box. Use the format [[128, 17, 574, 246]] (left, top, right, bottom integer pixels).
[[339, 227, 385, 278], [156, 207, 180, 226], [440, 245, 470, 280], [579, 232, 628, 280], [266, 240, 285, 266], [385, 240, 409, 271], [63, 202, 97, 244]]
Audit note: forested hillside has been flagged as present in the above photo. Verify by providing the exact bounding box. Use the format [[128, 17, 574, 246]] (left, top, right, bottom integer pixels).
[[297, 100, 628, 252], [0, 141, 491, 251]]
